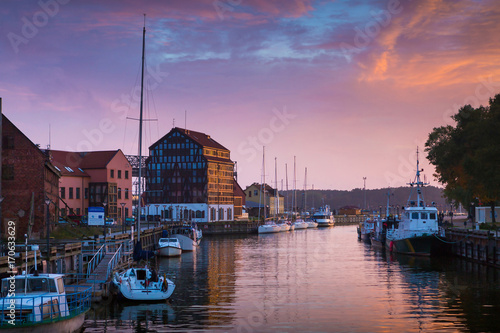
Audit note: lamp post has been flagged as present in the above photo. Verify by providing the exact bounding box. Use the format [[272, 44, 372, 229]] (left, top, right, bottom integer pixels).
[[120, 202, 126, 234], [103, 201, 107, 240], [45, 197, 51, 273]]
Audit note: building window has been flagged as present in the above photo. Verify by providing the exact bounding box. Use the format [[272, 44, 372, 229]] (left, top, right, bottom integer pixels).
[[76, 208, 81, 215], [76, 187, 80, 199], [125, 188, 129, 199], [118, 188, 122, 199], [2, 136, 14, 149], [61, 208, 66, 216], [61, 187, 66, 199], [248, 191, 252, 197], [125, 170, 129, 179], [118, 170, 122, 179], [1, 165, 14, 180], [85, 188, 88, 199], [69, 187, 73, 199], [110, 169, 114, 178]]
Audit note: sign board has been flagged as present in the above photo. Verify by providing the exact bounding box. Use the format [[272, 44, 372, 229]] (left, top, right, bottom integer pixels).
[[88, 206, 105, 226]]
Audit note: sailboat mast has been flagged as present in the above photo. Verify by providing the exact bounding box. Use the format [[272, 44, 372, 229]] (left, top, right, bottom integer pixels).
[[275, 157, 278, 221], [304, 167, 307, 214], [137, 17, 146, 242], [263, 147, 266, 220], [285, 163, 289, 220], [293, 156, 297, 219]]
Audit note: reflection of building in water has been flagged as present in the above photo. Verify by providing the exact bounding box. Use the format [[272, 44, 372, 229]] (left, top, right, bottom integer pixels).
[[205, 237, 238, 325]]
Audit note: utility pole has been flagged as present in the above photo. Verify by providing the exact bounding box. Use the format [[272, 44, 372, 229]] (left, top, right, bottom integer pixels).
[[363, 177, 367, 211]]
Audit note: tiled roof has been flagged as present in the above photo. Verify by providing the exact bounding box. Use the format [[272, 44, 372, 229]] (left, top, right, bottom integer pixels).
[[176, 128, 228, 151], [150, 127, 229, 151], [50, 150, 122, 176]]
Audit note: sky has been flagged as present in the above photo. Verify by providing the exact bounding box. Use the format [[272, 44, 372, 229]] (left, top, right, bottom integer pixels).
[[1, 0, 499, 191]]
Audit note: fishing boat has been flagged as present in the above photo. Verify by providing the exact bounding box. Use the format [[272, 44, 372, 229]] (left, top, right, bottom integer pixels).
[[357, 217, 375, 242], [157, 238, 182, 257], [370, 190, 399, 248], [112, 267, 175, 301], [385, 148, 442, 256], [0, 245, 91, 332], [313, 205, 335, 227]]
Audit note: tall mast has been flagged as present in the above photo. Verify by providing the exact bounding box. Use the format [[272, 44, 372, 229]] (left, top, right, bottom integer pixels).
[[407, 147, 428, 207], [304, 167, 307, 213], [137, 15, 146, 242], [263, 147, 266, 220], [275, 157, 278, 221], [293, 156, 297, 218], [285, 163, 289, 220]]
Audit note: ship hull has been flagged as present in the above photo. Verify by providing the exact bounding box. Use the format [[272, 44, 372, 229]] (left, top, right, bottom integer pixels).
[[387, 235, 434, 256]]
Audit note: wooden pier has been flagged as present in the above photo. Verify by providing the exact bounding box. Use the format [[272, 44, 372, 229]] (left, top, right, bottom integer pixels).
[[446, 228, 500, 268]]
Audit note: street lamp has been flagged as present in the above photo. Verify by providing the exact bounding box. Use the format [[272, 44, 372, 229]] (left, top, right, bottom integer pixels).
[[120, 202, 126, 234], [102, 201, 107, 239], [45, 197, 51, 273]]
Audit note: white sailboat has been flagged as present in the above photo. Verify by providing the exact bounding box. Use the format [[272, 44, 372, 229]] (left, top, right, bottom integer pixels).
[[292, 156, 308, 230], [113, 17, 175, 300], [304, 167, 318, 228]]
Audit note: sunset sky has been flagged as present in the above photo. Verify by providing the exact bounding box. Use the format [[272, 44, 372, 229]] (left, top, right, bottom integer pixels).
[[2, 0, 499, 190]]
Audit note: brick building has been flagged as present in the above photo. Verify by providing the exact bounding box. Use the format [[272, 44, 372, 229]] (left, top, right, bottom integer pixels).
[[1, 114, 60, 240], [145, 127, 245, 222]]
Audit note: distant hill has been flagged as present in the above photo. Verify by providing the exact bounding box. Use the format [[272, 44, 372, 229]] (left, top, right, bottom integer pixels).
[[280, 186, 448, 214]]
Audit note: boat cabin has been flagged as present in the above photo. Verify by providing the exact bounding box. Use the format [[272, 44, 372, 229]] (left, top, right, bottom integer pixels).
[[0, 274, 70, 325]]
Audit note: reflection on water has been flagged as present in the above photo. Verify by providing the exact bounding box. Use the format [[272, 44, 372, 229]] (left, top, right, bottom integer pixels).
[[84, 226, 500, 332]]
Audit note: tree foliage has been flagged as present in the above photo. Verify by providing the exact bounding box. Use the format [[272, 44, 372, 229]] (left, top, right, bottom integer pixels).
[[425, 94, 500, 213]]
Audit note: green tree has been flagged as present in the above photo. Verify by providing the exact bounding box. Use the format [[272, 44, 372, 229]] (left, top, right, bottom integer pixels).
[[425, 94, 500, 223]]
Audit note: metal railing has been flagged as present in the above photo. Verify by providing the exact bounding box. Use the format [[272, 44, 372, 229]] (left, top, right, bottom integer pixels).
[[106, 244, 122, 280], [0, 285, 91, 327], [86, 244, 106, 278]]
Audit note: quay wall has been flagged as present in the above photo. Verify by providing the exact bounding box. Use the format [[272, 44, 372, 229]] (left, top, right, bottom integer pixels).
[[446, 228, 500, 268]]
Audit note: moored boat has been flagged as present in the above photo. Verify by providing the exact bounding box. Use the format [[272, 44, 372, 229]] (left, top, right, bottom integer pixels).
[[313, 205, 335, 227], [112, 267, 175, 301], [171, 225, 202, 251], [158, 238, 182, 257], [357, 217, 375, 242], [0, 245, 91, 333], [258, 222, 281, 234], [292, 219, 309, 230], [306, 220, 318, 228], [385, 148, 443, 256]]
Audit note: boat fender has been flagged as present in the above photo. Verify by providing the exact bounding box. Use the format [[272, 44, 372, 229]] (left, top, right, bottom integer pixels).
[[389, 241, 394, 252]]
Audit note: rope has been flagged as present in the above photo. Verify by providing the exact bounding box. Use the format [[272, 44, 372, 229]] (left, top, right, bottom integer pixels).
[[433, 231, 471, 244]]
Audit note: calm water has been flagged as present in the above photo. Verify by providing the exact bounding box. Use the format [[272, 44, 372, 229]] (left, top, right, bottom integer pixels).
[[83, 225, 500, 332]]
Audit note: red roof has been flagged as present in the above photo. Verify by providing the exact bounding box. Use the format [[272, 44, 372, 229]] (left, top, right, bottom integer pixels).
[[50, 150, 122, 176], [150, 127, 229, 151]]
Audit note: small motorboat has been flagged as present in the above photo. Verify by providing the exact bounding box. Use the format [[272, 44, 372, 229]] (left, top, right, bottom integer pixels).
[[158, 238, 182, 257], [112, 267, 175, 301]]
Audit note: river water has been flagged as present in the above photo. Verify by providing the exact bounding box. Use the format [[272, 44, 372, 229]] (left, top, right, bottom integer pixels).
[[83, 225, 500, 332]]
